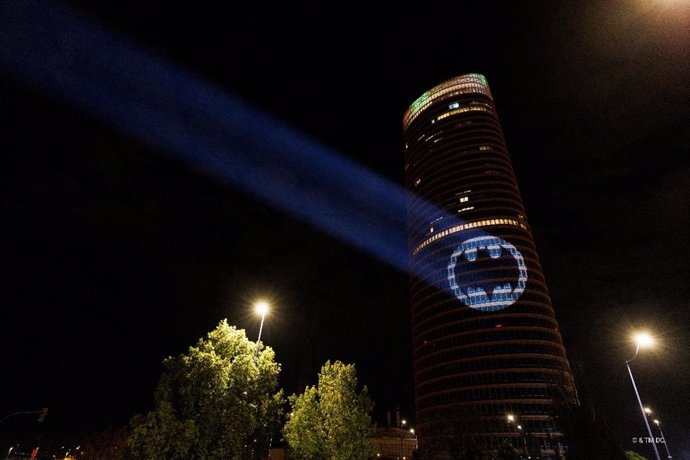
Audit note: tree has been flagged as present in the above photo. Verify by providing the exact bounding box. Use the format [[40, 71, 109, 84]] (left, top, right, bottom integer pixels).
[[624, 451, 649, 460], [284, 360, 375, 460], [127, 319, 284, 459]]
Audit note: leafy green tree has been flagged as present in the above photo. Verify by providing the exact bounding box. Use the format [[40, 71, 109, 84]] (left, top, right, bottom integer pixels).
[[625, 451, 649, 460], [284, 360, 375, 460], [127, 319, 284, 459]]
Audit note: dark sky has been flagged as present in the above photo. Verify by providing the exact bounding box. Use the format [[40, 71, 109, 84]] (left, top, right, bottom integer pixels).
[[2, 1, 689, 458]]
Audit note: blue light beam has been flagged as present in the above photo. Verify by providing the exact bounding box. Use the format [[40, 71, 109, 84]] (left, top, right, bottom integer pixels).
[[0, 1, 493, 298]]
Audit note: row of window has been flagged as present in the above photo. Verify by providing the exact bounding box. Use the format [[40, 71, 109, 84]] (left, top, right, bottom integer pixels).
[[406, 151, 514, 177], [407, 213, 532, 246], [416, 354, 570, 382], [436, 104, 494, 121], [408, 189, 524, 226], [416, 352, 569, 378], [411, 311, 557, 339], [419, 401, 559, 419], [411, 314, 557, 341], [410, 279, 551, 304], [412, 160, 518, 188], [417, 369, 569, 390], [413, 218, 527, 255], [416, 342, 566, 369], [418, 430, 562, 454], [405, 115, 504, 148], [409, 123, 505, 152], [411, 160, 516, 191], [418, 385, 555, 405], [415, 327, 563, 351]]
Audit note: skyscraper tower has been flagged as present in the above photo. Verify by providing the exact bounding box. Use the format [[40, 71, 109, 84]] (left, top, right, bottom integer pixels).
[[403, 74, 578, 458]]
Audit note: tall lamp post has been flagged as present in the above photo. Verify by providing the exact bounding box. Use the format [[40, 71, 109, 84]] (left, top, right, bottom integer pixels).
[[626, 332, 661, 460], [254, 300, 269, 358], [506, 414, 517, 449], [410, 428, 418, 451], [652, 419, 672, 459], [252, 300, 271, 458], [507, 414, 527, 458]]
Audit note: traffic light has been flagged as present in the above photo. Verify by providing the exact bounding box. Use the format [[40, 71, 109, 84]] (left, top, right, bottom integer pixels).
[[37, 407, 48, 422]]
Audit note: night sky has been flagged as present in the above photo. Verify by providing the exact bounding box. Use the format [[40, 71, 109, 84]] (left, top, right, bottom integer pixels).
[[2, 1, 689, 458]]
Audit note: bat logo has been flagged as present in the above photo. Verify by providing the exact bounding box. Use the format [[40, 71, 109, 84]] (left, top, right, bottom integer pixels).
[[447, 235, 527, 312]]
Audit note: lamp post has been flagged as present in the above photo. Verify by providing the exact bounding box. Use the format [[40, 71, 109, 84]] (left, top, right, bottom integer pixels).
[[652, 419, 672, 459], [626, 332, 661, 460], [506, 414, 517, 449], [507, 414, 527, 458], [254, 300, 269, 358], [516, 424, 528, 457], [251, 300, 270, 458], [410, 428, 418, 451], [398, 419, 407, 459]]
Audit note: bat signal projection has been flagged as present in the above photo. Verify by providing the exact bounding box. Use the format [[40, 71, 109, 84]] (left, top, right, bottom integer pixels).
[[447, 235, 527, 312]]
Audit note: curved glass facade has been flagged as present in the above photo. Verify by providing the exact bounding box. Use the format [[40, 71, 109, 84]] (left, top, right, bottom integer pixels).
[[403, 74, 578, 458]]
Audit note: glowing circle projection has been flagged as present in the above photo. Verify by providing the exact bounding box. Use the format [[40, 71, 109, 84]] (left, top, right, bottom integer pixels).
[[447, 235, 527, 312]]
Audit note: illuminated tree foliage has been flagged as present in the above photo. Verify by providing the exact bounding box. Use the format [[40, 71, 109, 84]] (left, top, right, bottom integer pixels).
[[127, 320, 284, 460], [284, 360, 375, 460], [624, 451, 649, 460]]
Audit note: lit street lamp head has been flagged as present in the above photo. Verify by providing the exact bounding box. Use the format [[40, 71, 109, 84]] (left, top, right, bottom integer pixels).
[[626, 330, 663, 460], [627, 331, 656, 364], [253, 300, 270, 358], [653, 419, 660, 425], [255, 300, 269, 317], [634, 331, 654, 349], [507, 414, 515, 423]]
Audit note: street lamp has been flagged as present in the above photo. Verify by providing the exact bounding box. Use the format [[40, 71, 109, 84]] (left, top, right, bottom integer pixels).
[[254, 300, 269, 358], [516, 424, 528, 456], [506, 414, 516, 448], [507, 414, 527, 456], [626, 331, 661, 460], [410, 428, 418, 450], [653, 419, 672, 459]]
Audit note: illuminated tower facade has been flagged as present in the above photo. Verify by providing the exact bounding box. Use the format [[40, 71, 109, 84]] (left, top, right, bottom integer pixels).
[[403, 74, 578, 458]]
